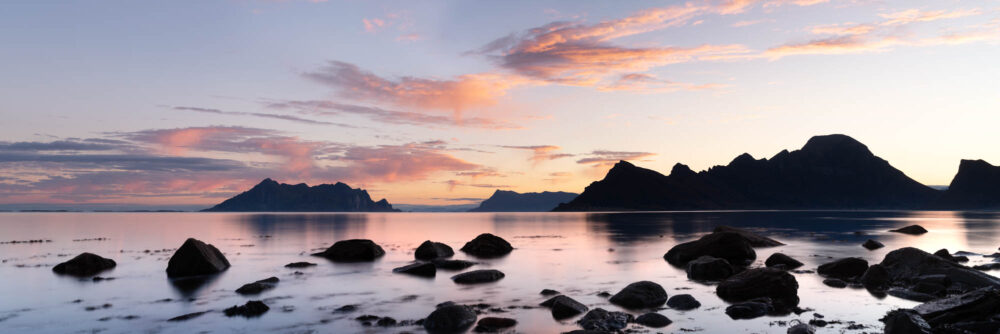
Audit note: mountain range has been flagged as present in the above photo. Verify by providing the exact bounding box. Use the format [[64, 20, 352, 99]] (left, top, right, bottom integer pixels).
[[555, 134, 999, 211], [202, 179, 398, 212], [467, 190, 578, 212]]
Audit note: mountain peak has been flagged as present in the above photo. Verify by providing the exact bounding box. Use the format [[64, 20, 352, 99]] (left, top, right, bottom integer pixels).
[[469, 189, 578, 212], [801, 134, 869, 154], [203, 179, 398, 212], [670, 163, 695, 176], [729, 153, 756, 167]]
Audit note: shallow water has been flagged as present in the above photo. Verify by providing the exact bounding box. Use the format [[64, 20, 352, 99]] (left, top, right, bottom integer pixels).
[[1, 211, 999, 333]]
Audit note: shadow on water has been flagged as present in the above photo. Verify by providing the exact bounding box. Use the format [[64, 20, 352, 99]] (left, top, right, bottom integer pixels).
[[168, 274, 223, 299], [233, 213, 370, 239]]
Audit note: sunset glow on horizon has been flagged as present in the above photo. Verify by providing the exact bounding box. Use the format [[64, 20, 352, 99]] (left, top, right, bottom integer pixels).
[[1, 0, 998, 208]]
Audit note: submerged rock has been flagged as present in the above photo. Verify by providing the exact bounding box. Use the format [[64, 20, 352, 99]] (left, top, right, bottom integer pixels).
[[312, 239, 385, 262], [451, 269, 505, 284], [577, 308, 633, 331], [823, 278, 848, 288], [609, 281, 668, 309], [787, 323, 815, 334], [664, 232, 756, 266], [393, 262, 436, 277], [166, 238, 231, 278], [634, 312, 672, 328], [460, 233, 513, 258], [540, 295, 588, 319], [862, 239, 885, 250], [880, 247, 1000, 292], [284, 262, 316, 268], [540, 289, 560, 296], [666, 294, 701, 310], [424, 304, 477, 333], [880, 309, 932, 334], [713, 226, 784, 247], [223, 300, 269, 317], [686, 256, 733, 281], [725, 301, 772, 319], [415, 240, 454, 260], [235, 277, 279, 295], [817, 257, 868, 280], [765, 253, 804, 270], [431, 259, 476, 270], [52, 253, 117, 277], [889, 225, 928, 235], [717, 268, 799, 313], [474, 317, 516, 332]]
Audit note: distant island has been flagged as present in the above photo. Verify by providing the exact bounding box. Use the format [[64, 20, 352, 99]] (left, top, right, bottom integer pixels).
[[555, 134, 1000, 211], [202, 179, 399, 212], [467, 190, 578, 212]]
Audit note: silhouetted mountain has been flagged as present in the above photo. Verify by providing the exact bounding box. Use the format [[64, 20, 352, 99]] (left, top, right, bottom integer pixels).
[[935, 160, 1000, 209], [203, 179, 399, 212], [554, 134, 941, 211], [467, 190, 578, 212]]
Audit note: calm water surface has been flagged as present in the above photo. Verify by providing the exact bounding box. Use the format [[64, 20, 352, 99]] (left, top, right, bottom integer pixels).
[[1, 211, 999, 333]]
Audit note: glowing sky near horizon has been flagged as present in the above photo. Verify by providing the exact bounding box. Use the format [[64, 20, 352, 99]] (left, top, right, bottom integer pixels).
[[1, 0, 998, 207]]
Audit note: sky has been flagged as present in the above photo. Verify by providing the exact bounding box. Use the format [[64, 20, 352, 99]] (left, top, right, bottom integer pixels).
[[1, 0, 998, 209]]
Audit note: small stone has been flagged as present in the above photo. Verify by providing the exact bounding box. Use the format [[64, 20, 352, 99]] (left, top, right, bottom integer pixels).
[[451, 269, 505, 284], [666, 294, 701, 310], [223, 300, 269, 318], [634, 312, 672, 328], [862, 239, 884, 250]]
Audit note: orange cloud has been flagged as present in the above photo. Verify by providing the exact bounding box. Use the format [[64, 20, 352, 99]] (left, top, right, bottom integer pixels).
[[576, 150, 656, 167], [599, 72, 727, 92], [502, 145, 574, 164], [363, 18, 386, 33]]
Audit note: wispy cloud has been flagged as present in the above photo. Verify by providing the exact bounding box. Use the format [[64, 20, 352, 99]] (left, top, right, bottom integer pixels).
[[501, 145, 574, 164], [173, 106, 351, 127], [266, 100, 522, 129], [576, 150, 656, 167]]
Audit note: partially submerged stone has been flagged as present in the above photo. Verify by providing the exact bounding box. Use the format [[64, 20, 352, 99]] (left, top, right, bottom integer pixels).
[[717, 268, 799, 313], [862, 239, 885, 250], [431, 259, 476, 270], [451, 269, 505, 284], [577, 308, 633, 331], [312, 239, 385, 262], [460, 234, 513, 258], [235, 277, 279, 295], [393, 262, 436, 277], [540, 295, 588, 319], [166, 238, 231, 278], [634, 312, 672, 328], [664, 232, 756, 266], [713, 226, 784, 247], [424, 304, 477, 333], [609, 281, 668, 309], [666, 294, 701, 310], [415, 240, 454, 260], [889, 225, 928, 235], [223, 300, 269, 318], [817, 257, 869, 280], [765, 253, 804, 270], [52, 253, 116, 277], [686, 256, 733, 281]]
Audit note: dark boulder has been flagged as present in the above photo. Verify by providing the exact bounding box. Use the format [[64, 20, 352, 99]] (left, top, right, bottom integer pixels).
[[312, 239, 385, 262], [787, 323, 815, 334], [540, 295, 588, 319], [717, 268, 799, 313], [664, 232, 756, 266], [634, 312, 672, 328], [166, 238, 231, 278], [889, 225, 928, 235], [666, 294, 701, 310], [933, 249, 966, 263], [235, 277, 279, 295], [887, 288, 938, 302], [860, 264, 890, 289], [416, 240, 454, 260], [432, 259, 476, 270], [424, 304, 477, 333], [765, 253, 803, 270], [713, 226, 784, 247], [474, 317, 516, 332], [577, 308, 633, 331], [913, 287, 1000, 327], [393, 262, 436, 277], [608, 281, 668, 309], [52, 253, 116, 277], [725, 301, 772, 319], [880, 309, 932, 334], [284, 262, 316, 268], [460, 233, 513, 258], [817, 257, 868, 280], [862, 239, 884, 250], [451, 269, 505, 284], [686, 256, 733, 281], [823, 278, 848, 288], [880, 247, 1000, 292], [540, 289, 560, 296], [223, 300, 269, 317]]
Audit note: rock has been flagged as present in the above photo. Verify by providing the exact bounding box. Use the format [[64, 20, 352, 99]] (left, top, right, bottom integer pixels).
[[540, 289, 560, 296], [880, 309, 932, 334], [860, 264, 890, 289], [415, 241, 454, 260], [431, 259, 476, 270], [223, 300, 269, 317], [474, 317, 516, 332], [609, 281, 668, 309], [862, 239, 884, 250], [666, 294, 701, 310], [664, 232, 756, 266], [817, 258, 868, 280], [887, 288, 938, 302], [460, 233, 513, 258], [376, 317, 397, 326], [686, 256, 733, 281], [577, 308, 633, 331], [166, 238, 231, 278], [713, 226, 784, 247], [880, 247, 1000, 292], [717, 268, 799, 313], [312, 239, 385, 262], [235, 277, 279, 295], [167, 311, 209, 321], [52, 253, 117, 277], [823, 278, 848, 288], [540, 295, 588, 319], [451, 269, 505, 284], [933, 249, 968, 263], [913, 287, 1000, 327], [424, 304, 477, 333], [973, 263, 1000, 271], [725, 301, 772, 319], [889, 225, 928, 235], [634, 313, 672, 328], [393, 262, 436, 278], [787, 323, 815, 334], [284, 262, 316, 268], [765, 253, 804, 270]]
